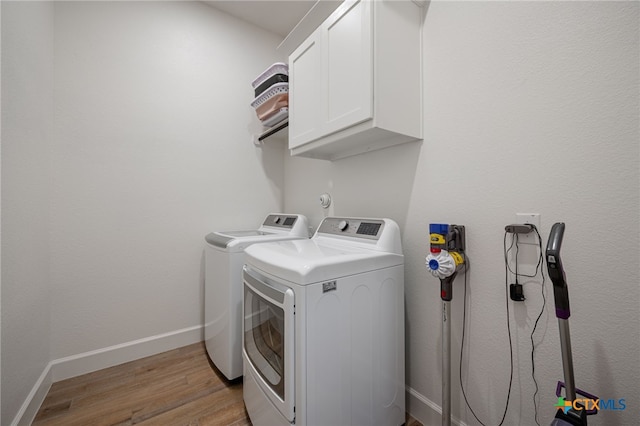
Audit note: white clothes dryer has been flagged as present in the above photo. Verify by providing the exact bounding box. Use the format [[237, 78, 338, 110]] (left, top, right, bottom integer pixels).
[[204, 213, 309, 380], [242, 217, 405, 426]]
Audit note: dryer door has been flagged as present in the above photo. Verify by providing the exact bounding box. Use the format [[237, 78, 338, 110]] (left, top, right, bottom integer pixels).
[[243, 267, 295, 422]]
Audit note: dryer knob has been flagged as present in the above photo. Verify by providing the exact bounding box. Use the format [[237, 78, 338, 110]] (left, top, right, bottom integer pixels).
[[338, 220, 349, 231], [273, 216, 281, 224]]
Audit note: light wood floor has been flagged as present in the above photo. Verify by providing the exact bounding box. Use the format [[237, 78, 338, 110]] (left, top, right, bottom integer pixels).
[[34, 342, 422, 426], [34, 343, 248, 425]]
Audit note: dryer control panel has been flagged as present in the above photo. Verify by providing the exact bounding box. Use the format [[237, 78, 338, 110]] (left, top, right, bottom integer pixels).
[[316, 217, 385, 240]]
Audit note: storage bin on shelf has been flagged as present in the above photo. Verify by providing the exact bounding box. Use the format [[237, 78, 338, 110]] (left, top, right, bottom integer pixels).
[[251, 63, 290, 144], [262, 107, 288, 128], [254, 91, 288, 121], [251, 82, 289, 127], [252, 62, 288, 97]]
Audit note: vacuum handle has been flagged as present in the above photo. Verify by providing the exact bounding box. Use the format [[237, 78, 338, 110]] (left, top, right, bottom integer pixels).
[[440, 274, 456, 301], [546, 222, 570, 319]]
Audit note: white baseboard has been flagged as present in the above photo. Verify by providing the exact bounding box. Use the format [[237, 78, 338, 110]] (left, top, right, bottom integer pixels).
[[11, 324, 203, 426], [51, 324, 203, 382], [10, 363, 53, 426], [406, 386, 468, 426]]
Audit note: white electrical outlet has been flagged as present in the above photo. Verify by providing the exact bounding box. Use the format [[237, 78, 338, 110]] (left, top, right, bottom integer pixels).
[[515, 213, 540, 245]]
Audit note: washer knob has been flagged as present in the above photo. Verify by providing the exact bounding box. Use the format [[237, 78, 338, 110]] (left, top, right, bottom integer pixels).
[[273, 216, 281, 224], [338, 220, 349, 231]]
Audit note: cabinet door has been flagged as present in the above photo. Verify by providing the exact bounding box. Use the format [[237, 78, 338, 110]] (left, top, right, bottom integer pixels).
[[322, 0, 372, 136], [289, 30, 322, 149]]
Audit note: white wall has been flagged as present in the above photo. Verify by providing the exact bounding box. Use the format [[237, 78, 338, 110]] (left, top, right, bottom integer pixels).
[[1, 2, 54, 424], [2, 1, 284, 422], [50, 1, 283, 359], [284, 1, 639, 425]]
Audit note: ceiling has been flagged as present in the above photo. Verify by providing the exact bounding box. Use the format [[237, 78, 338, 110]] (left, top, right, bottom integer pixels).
[[203, 1, 317, 37]]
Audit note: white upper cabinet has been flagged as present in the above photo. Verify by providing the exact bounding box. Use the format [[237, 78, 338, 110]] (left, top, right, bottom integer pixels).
[[289, 31, 322, 145], [288, 0, 422, 161], [322, 0, 372, 137]]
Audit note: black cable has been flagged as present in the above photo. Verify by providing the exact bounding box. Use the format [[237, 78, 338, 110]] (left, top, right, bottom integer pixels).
[[459, 246, 512, 426], [505, 233, 543, 278], [500, 232, 515, 426], [459, 255, 488, 426], [459, 228, 546, 426], [505, 226, 547, 425], [528, 227, 546, 426], [514, 234, 520, 284]]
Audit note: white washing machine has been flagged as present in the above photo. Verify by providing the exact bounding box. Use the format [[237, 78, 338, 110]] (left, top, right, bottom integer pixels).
[[204, 213, 309, 380], [242, 217, 405, 426]]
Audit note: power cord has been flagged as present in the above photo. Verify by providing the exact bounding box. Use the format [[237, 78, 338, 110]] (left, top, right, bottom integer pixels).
[[528, 228, 547, 426], [501, 233, 515, 425], [459, 251, 511, 426], [504, 227, 547, 426], [459, 227, 547, 426], [506, 233, 543, 278]]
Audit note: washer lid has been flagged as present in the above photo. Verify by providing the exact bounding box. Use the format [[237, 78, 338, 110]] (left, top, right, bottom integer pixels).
[[244, 239, 404, 285], [205, 231, 307, 252], [204, 214, 310, 252]]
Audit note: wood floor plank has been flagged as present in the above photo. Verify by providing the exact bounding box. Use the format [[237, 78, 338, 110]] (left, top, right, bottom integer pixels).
[[135, 386, 244, 425]]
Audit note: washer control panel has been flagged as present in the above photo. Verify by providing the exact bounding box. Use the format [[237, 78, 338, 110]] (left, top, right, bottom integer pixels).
[[262, 214, 298, 229], [316, 217, 385, 240]]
